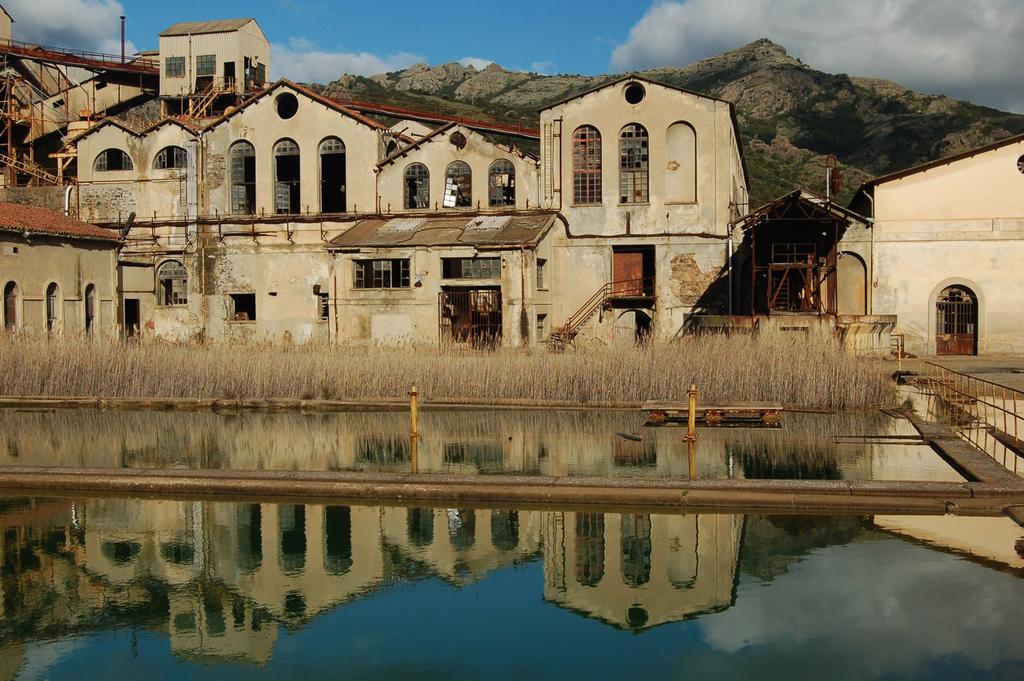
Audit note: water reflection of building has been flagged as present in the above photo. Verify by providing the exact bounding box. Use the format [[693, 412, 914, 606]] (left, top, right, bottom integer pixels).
[[0, 408, 919, 482], [543, 512, 742, 630], [0, 496, 747, 666]]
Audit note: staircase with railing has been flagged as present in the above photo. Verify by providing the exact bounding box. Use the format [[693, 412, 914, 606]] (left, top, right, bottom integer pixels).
[[547, 277, 654, 348], [0, 151, 61, 185]]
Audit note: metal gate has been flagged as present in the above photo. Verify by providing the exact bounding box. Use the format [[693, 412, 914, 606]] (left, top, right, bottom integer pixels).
[[439, 289, 502, 347], [936, 285, 977, 355]]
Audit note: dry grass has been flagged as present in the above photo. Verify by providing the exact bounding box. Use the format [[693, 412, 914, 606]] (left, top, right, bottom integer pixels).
[[0, 330, 895, 409]]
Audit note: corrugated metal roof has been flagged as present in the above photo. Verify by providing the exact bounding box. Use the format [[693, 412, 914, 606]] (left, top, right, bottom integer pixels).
[[0, 203, 121, 242], [330, 212, 559, 249], [160, 18, 254, 37]]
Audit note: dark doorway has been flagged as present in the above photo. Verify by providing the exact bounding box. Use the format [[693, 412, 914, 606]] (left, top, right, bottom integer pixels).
[[439, 287, 502, 347], [84, 284, 96, 334], [223, 61, 236, 89], [124, 298, 140, 337], [936, 285, 977, 355], [3, 281, 16, 330], [611, 246, 655, 298], [319, 138, 346, 213]]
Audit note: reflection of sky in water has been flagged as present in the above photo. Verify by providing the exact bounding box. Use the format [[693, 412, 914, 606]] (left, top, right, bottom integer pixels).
[[0, 497, 1021, 680], [0, 408, 962, 481]]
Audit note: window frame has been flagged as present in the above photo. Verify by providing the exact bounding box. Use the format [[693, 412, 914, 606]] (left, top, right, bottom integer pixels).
[[619, 123, 650, 204], [228, 292, 257, 322], [156, 259, 188, 307], [404, 163, 430, 209], [444, 161, 473, 208], [536, 258, 548, 291], [229, 140, 256, 215], [94, 148, 133, 173], [441, 257, 501, 280], [153, 146, 187, 171], [165, 56, 185, 78], [488, 159, 516, 207], [353, 259, 411, 289], [572, 125, 602, 205], [195, 54, 216, 77]]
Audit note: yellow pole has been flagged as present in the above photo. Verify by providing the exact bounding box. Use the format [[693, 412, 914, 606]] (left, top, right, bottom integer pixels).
[[686, 383, 698, 442], [409, 385, 419, 474]]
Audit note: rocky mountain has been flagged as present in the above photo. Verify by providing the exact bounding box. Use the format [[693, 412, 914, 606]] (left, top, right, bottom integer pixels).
[[310, 40, 1024, 207]]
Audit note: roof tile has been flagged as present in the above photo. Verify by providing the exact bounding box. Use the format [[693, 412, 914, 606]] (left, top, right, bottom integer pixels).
[[0, 203, 121, 242]]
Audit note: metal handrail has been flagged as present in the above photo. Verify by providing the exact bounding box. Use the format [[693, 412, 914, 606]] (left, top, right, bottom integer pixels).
[[0, 37, 158, 71], [556, 277, 656, 340], [924, 362, 1022, 476]]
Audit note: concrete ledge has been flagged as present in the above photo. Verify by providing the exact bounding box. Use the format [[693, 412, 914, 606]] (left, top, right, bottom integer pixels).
[[1, 466, 1021, 515], [905, 413, 1023, 484]]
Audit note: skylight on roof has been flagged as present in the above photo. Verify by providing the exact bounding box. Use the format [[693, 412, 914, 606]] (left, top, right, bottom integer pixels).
[[465, 216, 511, 231]]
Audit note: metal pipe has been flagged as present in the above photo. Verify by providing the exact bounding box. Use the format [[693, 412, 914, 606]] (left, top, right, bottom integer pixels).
[[120, 16, 125, 64], [727, 229, 734, 315], [64, 184, 73, 216]]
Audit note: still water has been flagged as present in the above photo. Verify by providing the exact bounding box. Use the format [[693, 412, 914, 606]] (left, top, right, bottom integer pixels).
[[0, 408, 961, 481], [0, 496, 1021, 679]]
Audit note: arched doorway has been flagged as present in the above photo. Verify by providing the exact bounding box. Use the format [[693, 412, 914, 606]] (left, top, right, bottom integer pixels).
[[3, 281, 16, 330], [935, 285, 977, 355], [613, 310, 652, 344]]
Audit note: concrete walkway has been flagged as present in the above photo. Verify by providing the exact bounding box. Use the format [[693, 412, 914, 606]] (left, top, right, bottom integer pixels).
[[900, 355, 1024, 391]]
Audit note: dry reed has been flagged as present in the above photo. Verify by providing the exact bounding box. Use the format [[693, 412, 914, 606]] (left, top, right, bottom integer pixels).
[[0, 329, 895, 409]]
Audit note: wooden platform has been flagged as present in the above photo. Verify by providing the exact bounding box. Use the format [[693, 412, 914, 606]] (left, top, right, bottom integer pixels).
[[642, 401, 783, 426]]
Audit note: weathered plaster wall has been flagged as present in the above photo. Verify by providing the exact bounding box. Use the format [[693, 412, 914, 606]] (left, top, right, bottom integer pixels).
[[0, 232, 118, 337]]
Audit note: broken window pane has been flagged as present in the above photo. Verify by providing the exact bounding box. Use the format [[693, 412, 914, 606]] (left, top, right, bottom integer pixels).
[[619, 123, 649, 204], [94, 148, 133, 172], [404, 163, 429, 209], [488, 159, 515, 207], [319, 136, 346, 213], [441, 257, 500, 279], [154, 146, 187, 170], [536, 258, 547, 290], [229, 141, 256, 214], [572, 125, 602, 205], [318, 292, 329, 321], [444, 161, 472, 208], [274, 139, 301, 214], [353, 259, 410, 289], [229, 293, 256, 321], [156, 260, 188, 306]]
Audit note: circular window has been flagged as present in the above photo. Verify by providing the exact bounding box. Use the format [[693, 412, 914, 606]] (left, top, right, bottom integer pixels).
[[1018, 154, 1024, 174], [275, 92, 299, 119], [624, 82, 646, 105], [450, 131, 467, 149]]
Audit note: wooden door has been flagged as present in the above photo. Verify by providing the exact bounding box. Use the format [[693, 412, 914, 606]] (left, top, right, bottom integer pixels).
[[612, 251, 644, 296], [935, 285, 977, 355]]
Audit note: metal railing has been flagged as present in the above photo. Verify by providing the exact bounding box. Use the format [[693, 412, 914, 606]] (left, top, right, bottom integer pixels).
[[550, 277, 655, 345], [0, 37, 158, 72], [924, 362, 1023, 476]]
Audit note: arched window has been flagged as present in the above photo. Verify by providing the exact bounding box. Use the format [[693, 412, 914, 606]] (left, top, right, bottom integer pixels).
[[666, 122, 696, 203], [621, 514, 652, 587], [229, 141, 256, 215], [490, 510, 519, 551], [84, 284, 96, 334], [619, 123, 649, 204], [408, 507, 434, 546], [156, 260, 188, 306], [274, 139, 301, 214], [448, 509, 475, 550], [572, 125, 602, 204], [319, 137, 346, 213], [575, 513, 605, 587], [444, 161, 472, 208], [488, 159, 516, 207], [3, 281, 16, 331], [45, 282, 60, 332], [324, 506, 353, 575], [153, 146, 187, 170], [94, 149, 133, 172], [404, 163, 429, 209]]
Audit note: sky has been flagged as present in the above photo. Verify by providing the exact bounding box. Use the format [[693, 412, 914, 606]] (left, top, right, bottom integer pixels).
[[3, 0, 1022, 113]]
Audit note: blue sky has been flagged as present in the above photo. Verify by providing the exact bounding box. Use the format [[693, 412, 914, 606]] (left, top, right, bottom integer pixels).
[[4, 0, 1023, 112]]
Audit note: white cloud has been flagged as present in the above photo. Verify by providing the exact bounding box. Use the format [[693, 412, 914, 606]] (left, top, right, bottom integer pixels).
[[612, 0, 1024, 113], [458, 56, 495, 70], [530, 61, 556, 75], [4, 0, 136, 55], [272, 37, 423, 83]]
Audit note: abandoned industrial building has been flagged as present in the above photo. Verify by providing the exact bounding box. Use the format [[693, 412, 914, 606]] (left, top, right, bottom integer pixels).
[[0, 10, 1021, 354]]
